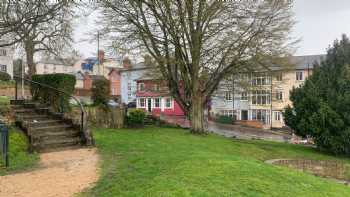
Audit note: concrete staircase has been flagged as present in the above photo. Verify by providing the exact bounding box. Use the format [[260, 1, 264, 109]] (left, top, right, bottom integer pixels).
[[11, 100, 85, 152]]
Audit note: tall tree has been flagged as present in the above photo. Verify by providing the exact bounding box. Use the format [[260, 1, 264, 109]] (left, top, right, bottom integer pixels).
[[284, 35, 350, 155], [99, 0, 295, 133], [0, 0, 74, 78]]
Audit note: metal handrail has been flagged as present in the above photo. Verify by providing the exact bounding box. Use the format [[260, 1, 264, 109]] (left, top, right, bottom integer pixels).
[[0, 71, 88, 144]]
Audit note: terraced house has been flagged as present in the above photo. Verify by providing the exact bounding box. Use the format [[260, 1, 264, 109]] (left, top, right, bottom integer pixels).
[[210, 55, 325, 129]]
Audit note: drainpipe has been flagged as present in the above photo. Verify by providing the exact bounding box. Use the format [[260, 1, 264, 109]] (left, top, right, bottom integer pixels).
[[270, 73, 273, 130], [232, 75, 235, 120]]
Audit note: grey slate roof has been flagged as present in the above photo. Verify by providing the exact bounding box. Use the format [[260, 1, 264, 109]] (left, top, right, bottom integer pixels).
[[289, 55, 326, 69]]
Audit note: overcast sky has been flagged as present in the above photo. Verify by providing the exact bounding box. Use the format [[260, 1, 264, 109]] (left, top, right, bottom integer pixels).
[[73, 0, 350, 58]]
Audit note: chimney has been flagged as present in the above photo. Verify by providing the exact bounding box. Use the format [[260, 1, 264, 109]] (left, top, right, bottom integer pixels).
[[123, 57, 132, 69], [98, 50, 105, 64]]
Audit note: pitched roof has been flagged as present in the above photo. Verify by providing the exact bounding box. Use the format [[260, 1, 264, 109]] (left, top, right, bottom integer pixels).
[[289, 55, 326, 69]]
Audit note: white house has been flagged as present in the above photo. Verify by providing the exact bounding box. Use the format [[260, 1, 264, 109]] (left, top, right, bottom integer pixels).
[[0, 39, 14, 78], [35, 59, 75, 74]]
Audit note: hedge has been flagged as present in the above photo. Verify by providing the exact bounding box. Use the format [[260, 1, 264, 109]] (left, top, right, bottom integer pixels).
[[0, 72, 11, 81], [30, 74, 76, 112]]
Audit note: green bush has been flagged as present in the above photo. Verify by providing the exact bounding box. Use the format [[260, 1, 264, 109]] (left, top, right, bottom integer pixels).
[[92, 78, 110, 106], [284, 34, 350, 156], [215, 115, 235, 124], [127, 109, 146, 127], [31, 74, 76, 112], [0, 72, 11, 81]]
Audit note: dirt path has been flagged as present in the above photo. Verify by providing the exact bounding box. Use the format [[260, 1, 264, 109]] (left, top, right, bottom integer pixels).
[[0, 148, 99, 197]]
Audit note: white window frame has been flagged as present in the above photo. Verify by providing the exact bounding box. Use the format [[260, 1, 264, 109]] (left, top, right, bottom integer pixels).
[[154, 97, 160, 108], [165, 97, 173, 109], [276, 73, 283, 81], [138, 83, 145, 91], [274, 111, 282, 121], [252, 73, 271, 86], [139, 98, 145, 108], [296, 71, 303, 81], [0, 64, 6, 72], [0, 49, 6, 56], [276, 91, 283, 101], [224, 91, 232, 101], [241, 92, 248, 101], [221, 110, 234, 117], [251, 90, 271, 105]]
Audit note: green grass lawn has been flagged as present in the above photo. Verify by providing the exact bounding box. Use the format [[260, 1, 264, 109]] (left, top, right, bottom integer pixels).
[[82, 127, 350, 197], [0, 96, 10, 105], [0, 128, 39, 175]]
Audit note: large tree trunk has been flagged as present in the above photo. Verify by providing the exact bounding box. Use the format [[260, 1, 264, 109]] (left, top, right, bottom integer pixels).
[[24, 40, 36, 79], [190, 93, 205, 134]]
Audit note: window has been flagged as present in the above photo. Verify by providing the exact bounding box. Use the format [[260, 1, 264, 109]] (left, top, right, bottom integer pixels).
[[154, 98, 160, 108], [224, 91, 232, 101], [241, 92, 248, 101], [252, 109, 270, 124], [296, 71, 303, 81], [127, 82, 132, 91], [276, 73, 282, 81], [251, 90, 271, 105], [153, 84, 160, 91], [276, 91, 283, 101], [138, 83, 145, 91], [165, 97, 172, 108], [221, 110, 234, 117], [139, 98, 145, 107], [0, 49, 6, 56], [252, 73, 271, 85], [274, 111, 282, 121], [0, 64, 6, 72]]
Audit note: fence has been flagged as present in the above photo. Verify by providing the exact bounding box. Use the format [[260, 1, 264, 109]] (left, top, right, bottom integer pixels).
[[0, 121, 9, 167]]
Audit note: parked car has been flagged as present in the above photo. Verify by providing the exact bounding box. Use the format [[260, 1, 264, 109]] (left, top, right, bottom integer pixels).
[[127, 101, 136, 108]]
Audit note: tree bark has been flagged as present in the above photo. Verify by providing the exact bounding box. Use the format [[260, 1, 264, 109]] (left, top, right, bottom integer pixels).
[[25, 40, 36, 79], [190, 92, 205, 134]]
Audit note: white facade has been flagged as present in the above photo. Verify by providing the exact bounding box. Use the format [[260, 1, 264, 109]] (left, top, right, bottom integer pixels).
[[36, 60, 74, 74], [0, 40, 14, 78], [120, 64, 151, 104]]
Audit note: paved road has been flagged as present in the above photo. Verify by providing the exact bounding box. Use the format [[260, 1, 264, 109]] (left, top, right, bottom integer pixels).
[[161, 115, 291, 143], [207, 122, 291, 143]]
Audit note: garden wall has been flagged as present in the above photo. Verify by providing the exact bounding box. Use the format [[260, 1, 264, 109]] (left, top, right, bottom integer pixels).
[[68, 106, 125, 129]]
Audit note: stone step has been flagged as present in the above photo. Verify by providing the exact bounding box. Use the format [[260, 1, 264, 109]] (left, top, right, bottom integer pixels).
[[26, 119, 66, 128], [13, 108, 36, 113], [15, 114, 48, 120], [32, 129, 80, 138], [30, 124, 72, 133], [33, 137, 82, 151]]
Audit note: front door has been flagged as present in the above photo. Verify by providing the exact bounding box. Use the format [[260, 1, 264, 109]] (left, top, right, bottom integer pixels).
[[147, 98, 152, 112], [241, 110, 248, 120]]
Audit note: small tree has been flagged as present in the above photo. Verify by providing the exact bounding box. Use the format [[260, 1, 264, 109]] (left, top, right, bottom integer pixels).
[[92, 78, 110, 106], [284, 34, 350, 155]]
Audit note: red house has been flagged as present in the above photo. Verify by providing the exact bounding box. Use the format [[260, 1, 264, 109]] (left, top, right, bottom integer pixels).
[[136, 79, 185, 116]]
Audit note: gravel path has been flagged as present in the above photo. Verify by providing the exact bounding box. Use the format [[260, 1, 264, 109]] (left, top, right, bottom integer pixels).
[[0, 148, 99, 197]]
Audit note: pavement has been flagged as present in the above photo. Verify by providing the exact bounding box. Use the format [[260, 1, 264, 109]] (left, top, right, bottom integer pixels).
[[161, 115, 292, 143]]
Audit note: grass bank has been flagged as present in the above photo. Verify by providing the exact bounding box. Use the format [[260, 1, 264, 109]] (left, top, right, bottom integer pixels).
[[0, 128, 39, 175], [83, 127, 350, 197]]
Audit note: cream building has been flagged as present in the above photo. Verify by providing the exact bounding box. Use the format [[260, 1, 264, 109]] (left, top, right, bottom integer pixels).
[[211, 55, 325, 129], [0, 39, 14, 78], [35, 59, 75, 74]]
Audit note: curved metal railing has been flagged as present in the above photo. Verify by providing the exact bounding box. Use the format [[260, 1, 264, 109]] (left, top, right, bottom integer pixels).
[[0, 71, 90, 145]]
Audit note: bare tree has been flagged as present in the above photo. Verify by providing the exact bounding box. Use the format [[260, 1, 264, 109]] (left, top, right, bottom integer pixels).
[[99, 0, 296, 133], [0, 0, 74, 78]]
